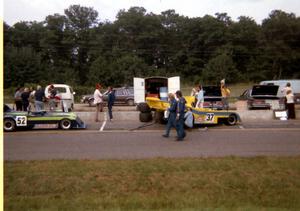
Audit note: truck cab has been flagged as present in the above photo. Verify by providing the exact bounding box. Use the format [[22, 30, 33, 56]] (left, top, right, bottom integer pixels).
[[45, 84, 75, 112]]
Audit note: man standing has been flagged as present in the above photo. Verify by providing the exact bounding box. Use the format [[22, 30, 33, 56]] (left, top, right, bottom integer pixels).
[[48, 85, 58, 111], [107, 86, 115, 121], [175, 90, 186, 141], [162, 93, 177, 138], [94, 83, 103, 122], [34, 85, 45, 111], [21, 87, 30, 111], [220, 79, 230, 110]]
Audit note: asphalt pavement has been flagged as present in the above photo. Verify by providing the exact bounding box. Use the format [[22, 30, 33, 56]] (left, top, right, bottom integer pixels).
[[4, 120, 300, 160]]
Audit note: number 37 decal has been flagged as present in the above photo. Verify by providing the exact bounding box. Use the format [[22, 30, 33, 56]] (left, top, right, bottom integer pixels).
[[16, 116, 27, 126], [205, 113, 215, 122]]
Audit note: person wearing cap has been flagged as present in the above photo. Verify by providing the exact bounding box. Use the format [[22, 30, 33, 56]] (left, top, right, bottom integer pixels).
[[94, 83, 103, 122], [220, 79, 230, 110]]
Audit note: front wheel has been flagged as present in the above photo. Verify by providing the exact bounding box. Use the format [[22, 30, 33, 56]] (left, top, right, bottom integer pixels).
[[60, 119, 72, 130], [4, 118, 16, 132], [88, 99, 94, 107], [127, 99, 134, 106], [226, 114, 238, 126]]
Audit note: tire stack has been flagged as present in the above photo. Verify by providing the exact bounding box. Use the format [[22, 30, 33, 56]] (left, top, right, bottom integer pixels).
[[154, 111, 167, 124], [138, 103, 152, 122]]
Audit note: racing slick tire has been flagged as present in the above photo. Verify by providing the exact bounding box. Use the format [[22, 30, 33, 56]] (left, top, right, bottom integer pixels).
[[225, 114, 238, 126], [139, 112, 152, 122], [60, 119, 72, 130], [4, 118, 16, 132], [138, 103, 151, 113], [154, 111, 167, 124]]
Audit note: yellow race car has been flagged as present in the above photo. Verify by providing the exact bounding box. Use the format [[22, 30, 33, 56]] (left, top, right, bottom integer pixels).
[[146, 96, 241, 126]]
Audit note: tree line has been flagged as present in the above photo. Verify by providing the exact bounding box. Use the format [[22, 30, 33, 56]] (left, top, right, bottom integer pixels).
[[4, 5, 300, 88]]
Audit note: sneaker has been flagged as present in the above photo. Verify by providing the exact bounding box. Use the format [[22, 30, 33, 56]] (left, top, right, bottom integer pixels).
[[162, 134, 169, 138]]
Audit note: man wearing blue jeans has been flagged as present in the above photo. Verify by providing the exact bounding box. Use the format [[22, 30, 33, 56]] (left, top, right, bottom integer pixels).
[[162, 93, 177, 138], [175, 90, 186, 141]]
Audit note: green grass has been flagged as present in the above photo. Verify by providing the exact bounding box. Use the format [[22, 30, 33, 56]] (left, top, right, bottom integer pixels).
[[5, 157, 300, 210]]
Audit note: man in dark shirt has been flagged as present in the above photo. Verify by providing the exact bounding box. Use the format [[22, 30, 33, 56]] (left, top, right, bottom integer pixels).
[[162, 93, 177, 138], [34, 85, 45, 111], [21, 87, 30, 111], [107, 86, 115, 121], [175, 90, 186, 141]]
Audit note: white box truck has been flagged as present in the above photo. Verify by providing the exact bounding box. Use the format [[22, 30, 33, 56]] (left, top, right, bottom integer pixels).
[[134, 76, 180, 104]]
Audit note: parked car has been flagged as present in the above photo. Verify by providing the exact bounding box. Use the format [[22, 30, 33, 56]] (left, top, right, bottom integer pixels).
[[260, 79, 300, 104], [239, 85, 283, 110], [3, 104, 85, 132], [81, 87, 135, 106]]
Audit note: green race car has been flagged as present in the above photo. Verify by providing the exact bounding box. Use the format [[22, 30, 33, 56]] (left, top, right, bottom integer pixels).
[[3, 105, 86, 132]]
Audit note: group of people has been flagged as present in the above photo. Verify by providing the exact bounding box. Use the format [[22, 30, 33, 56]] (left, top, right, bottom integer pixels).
[[94, 84, 115, 122], [191, 79, 231, 109], [14, 84, 59, 112], [14, 85, 46, 111], [282, 82, 296, 119], [162, 90, 186, 141]]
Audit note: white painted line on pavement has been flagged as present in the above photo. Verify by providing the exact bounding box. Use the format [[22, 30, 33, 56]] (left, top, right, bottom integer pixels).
[[99, 113, 107, 132]]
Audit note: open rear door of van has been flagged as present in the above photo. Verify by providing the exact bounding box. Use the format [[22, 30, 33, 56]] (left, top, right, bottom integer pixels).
[[134, 77, 145, 103], [168, 76, 180, 94]]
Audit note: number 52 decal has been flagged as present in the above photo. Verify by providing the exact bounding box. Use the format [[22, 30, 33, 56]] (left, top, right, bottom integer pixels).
[[205, 113, 215, 122], [16, 116, 27, 126]]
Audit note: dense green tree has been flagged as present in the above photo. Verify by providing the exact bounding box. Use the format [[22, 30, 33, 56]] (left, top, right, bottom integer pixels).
[[261, 10, 300, 79], [4, 47, 43, 87], [202, 51, 240, 84], [3, 6, 300, 88], [64, 5, 99, 84]]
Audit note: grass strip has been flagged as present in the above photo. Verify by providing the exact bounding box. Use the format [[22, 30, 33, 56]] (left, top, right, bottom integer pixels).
[[5, 156, 300, 210]]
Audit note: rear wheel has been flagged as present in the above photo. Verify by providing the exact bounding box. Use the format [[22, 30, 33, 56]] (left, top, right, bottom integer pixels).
[[127, 99, 134, 106], [226, 114, 238, 126], [60, 119, 72, 130], [88, 99, 94, 107], [139, 112, 152, 122], [154, 111, 167, 124], [4, 118, 16, 132], [138, 103, 151, 113]]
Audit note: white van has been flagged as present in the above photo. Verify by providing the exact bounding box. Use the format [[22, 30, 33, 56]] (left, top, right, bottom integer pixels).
[[134, 76, 180, 103], [45, 84, 75, 111], [259, 79, 300, 104]]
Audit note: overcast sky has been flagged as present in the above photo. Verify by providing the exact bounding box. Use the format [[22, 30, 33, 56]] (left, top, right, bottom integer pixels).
[[3, 0, 300, 26]]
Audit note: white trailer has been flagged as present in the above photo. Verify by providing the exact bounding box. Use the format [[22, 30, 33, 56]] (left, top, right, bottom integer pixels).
[[134, 76, 180, 104]]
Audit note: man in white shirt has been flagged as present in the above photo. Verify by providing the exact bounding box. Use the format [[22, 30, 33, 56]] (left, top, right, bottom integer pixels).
[[281, 82, 293, 95], [94, 83, 103, 122]]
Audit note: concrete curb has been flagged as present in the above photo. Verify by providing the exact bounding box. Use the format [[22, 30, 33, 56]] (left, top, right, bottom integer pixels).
[[76, 110, 300, 123]]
